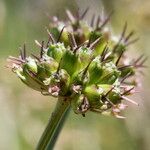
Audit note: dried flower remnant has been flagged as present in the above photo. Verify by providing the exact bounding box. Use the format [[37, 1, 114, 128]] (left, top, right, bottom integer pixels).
[[7, 9, 146, 119]]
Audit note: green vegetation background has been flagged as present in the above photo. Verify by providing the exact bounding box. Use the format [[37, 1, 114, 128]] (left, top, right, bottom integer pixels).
[[0, 0, 149, 149]]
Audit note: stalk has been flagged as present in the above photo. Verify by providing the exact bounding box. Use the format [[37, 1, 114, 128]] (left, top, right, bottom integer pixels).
[[36, 97, 70, 150]]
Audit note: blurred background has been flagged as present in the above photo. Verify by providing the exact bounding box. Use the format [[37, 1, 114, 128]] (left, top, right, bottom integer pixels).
[[0, 0, 150, 149]]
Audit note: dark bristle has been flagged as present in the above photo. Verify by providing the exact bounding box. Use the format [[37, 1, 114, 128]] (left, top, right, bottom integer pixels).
[[46, 38, 50, 48], [57, 26, 65, 42], [74, 41, 88, 52], [56, 58, 62, 74], [118, 65, 133, 70], [98, 10, 114, 30], [47, 29, 55, 44], [138, 56, 148, 66], [91, 14, 95, 27], [68, 32, 77, 51], [120, 72, 132, 83], [23, 44, 26, 60], [31, 54, 40, 61], [124, 30, 135, 43], [134, 54, 145, 64], [120, 22, 128, 41], [104, 86, 115, 97], [80, 7, 89, 20], [101, 44, 108, 62], [89, 37, 101, 49], [115, 50, 124, 66], [82, 57, 94, 79], [121, 87, 134, 96], [40, 41, 44, 58], [126, 37, 139, 46], [114, 22, 127, 51], [112, 41, 121, 53], [135, 56, 148, 68], [96, 15, 101, 29], [105, 97, 115, 106], [19, 47, 23, 60], [87, 32, 93, 48]]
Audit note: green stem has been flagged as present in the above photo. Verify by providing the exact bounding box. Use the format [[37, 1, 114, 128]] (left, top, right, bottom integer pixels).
[[36, 97, 70, 150], [47, 107, 70, 149]]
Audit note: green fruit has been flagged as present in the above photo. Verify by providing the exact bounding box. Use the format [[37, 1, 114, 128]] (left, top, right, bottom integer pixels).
[[47, 43, 66, 62], [84, 85, 103, 109], [88, 60, 103, 85], [60, 50, 81, 76]]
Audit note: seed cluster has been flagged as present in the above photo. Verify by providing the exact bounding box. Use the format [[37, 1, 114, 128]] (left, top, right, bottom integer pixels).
[[8, 9, 146, 118]]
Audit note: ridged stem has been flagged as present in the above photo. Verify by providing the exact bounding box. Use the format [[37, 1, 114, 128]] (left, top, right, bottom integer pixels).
[[36, 97, 70, 150]]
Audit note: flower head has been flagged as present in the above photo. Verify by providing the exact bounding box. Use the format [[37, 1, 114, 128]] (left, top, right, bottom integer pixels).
[[7, 9, 146, 118]]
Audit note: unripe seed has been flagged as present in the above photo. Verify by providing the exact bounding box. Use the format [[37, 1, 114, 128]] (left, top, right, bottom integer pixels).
[[60, 50, 81, 76], [37, 61, 58, 80], [83, 85, 103, 109], [47, 43, 66, 62], [23, 57, 38, 74], [88, 60, 103, 85]]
